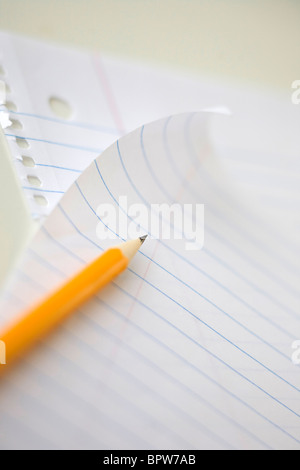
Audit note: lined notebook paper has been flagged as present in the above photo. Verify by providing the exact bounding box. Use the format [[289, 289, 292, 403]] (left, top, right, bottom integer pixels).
[[0, 32, 300, 450], [1, 32, 300, 226]]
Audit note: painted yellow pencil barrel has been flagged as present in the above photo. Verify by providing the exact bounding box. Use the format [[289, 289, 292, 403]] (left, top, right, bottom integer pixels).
[[0, 237, 146, 370]]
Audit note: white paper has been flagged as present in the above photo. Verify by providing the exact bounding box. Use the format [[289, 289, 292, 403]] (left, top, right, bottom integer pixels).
[[0, 80, 5, 105], [0, 31, 300, 450], [0, 111, 11, 129], [0, 112, 300, 450], [1, 31, 300, 233]]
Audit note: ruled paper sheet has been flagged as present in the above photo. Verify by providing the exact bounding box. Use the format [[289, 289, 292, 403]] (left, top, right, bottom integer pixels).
[[1, 30, 300, 234], [0, 112, 300, 450]]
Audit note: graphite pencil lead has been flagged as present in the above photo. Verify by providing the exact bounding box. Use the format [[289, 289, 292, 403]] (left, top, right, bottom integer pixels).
[[139, 234, 148, 244]]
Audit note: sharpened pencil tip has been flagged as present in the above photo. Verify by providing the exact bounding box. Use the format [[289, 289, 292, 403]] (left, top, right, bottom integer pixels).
[[139, 234, 148, 244]]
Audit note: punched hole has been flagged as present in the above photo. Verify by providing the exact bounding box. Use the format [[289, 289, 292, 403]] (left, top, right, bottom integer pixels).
[[5, 100, 17, 111], [49, 96, 72, 120], [27, 175, 42, 187], [33, 194, 48, 207], [0, 65, 5, 75], [9, 118, 23, 130], [5, 83, 11, 93], [21, 156, 36, 168], [16, 137, 29, 149]]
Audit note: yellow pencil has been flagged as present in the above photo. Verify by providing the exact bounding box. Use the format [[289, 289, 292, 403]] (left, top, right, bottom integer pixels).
[[0, 236, 147, 371]]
